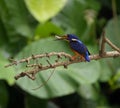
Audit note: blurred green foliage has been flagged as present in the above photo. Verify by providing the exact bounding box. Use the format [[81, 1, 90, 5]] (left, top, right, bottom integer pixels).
[[25, 0, 67, 23], [0, 0, 120, 108]]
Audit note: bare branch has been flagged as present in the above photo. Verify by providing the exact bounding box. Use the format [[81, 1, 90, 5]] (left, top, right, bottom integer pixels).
[[5, 32, 120, 81], [99, 30, 106, 56], [105, 37, 120, 53], [99, 30, 120, 55], [5, 52, 71, 68], [9, 50, 120, 80]]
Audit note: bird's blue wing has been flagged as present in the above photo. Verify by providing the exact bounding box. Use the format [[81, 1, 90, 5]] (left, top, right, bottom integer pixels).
[[70, 40, 89, 55]]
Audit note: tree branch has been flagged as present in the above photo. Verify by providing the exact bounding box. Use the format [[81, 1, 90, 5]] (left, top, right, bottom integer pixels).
[[99, 30, 106, 55], [5, 33, 120, 80], [105, 37, 120, 53]]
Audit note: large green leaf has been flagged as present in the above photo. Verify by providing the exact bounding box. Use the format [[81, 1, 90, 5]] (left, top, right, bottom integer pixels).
[[0, 0, 33, 42], [0, 52, 15, 85], [25, 0, 67, 23], [35, 21, 64, 39], [99, 60, 112, 82], [104, 17, 120, 89], [0, 19, 8, 46], [105, 17, 120, 49], [67, 61, 100, 84], [78, 84, 99, 100], [105, 17, 120, 71], [109, 69, 120, 90], [52, 0, 100, 43], [15, 38, 101, 99], [0, 82, 9, 108], [25, 94, 47, 108]]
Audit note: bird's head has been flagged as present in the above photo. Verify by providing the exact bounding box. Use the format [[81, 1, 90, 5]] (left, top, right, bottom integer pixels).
[[55, 34, 79, 42]]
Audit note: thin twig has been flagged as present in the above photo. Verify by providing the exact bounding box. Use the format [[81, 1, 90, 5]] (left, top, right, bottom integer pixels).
[[100, 30, 106, 56], [105, 37, 120, 53], [32, 68, 56, 90], [99, 30, 120, 55]]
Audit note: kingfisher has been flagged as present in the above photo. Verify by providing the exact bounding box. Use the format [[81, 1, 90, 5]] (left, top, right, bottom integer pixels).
[[55, 34, 90, 62]]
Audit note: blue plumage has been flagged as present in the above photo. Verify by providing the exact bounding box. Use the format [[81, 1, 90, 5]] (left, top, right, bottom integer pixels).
[[67, 34, 90, 62], [56, 34, 90, 62]]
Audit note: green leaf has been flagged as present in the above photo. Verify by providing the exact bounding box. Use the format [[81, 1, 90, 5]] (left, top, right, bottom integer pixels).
[[105, 17, 120, 71], [0, 52, 15, 85], [109, 69, 120, 90], [104, 17, 120, 89], [25, 94, 47, 108], [105, 17, 120, 48], [0, 19, 8, 46], [78, 84, 99, 100], [67, 61, 101, 84], [15, 38, 76, 99], [35, 21, 64, 39], [0, 0, 33, 42], [15, 38, 101, 99], [52, 0, 100, 43], [78, 83, 109, 107], [99, 60, 112, 82], [25, 0, 67, 23], [0, 81, 9, 108]]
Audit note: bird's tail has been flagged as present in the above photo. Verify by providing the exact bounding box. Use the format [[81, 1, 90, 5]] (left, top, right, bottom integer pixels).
[[85, 52, 90, 62]]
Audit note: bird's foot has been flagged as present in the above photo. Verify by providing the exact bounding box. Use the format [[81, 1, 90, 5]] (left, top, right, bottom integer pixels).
[[70, 54, 85, 61], [70, 55, 79, 61], [79, 55, 85, 61]]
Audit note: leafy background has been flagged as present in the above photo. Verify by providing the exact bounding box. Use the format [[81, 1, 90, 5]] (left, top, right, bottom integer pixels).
[[0, 0, 120, 108]]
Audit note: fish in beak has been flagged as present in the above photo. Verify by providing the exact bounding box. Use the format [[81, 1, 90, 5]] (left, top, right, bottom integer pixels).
[[55, 35, 68, 40]]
